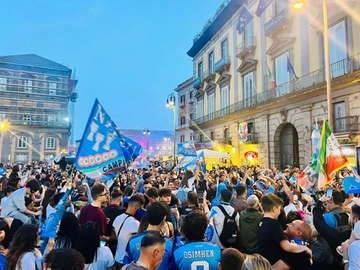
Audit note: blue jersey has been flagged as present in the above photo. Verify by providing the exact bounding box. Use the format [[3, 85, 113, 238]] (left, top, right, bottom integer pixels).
[[124, 230, 174, 270], [174, 242, 221, 270]]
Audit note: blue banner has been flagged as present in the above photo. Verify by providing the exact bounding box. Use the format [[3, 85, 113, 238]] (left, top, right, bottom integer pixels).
[[75, 99, 142, 180], [177, 140, 197, 157], [343, 176, 360, 194], [198, 150, 206, 173], [236, 7, 253, 35]]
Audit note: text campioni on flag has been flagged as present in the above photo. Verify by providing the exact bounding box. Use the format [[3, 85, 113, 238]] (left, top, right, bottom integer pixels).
[[75, 99, 142, 181]]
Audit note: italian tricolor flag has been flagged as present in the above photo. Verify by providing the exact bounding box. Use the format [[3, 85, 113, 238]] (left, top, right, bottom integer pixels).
[[267, 64, 277, 90], [318, 120, 348, 188]]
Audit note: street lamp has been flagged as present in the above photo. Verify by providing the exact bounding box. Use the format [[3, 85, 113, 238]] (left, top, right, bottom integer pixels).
[[143, 128, 150, 150], [166, 93, 176, 165], [0, 121, 9, 163], [293, 0, 332, 128]]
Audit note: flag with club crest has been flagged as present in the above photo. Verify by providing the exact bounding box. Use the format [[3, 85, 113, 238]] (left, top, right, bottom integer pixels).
[[75, 99, 142, 180], [318, 120, 348, 188], [128, 151, 150, 170], [236, 7, 254, 35], [174, 156, 197, 171], [255, 0, 275, 17], [177, 140, 197, 157]]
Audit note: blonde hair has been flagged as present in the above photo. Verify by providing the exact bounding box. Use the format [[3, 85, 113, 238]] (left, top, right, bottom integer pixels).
[[241, 254, 272, 270]]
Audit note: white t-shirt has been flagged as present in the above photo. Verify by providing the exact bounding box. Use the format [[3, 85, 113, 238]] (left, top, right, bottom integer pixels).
[[284, 202, 303, 216], [15, 248, 42, 270], [113, 213, 139, 263], [348, 239, 360, 270], [84, 246, 115, 270], [209, 203, 239, 249]]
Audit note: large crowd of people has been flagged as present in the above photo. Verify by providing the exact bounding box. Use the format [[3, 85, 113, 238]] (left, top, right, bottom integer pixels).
[[0, 160, 358, 270]]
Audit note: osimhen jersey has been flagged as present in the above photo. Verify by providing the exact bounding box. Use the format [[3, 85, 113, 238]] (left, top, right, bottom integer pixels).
[[174, 241, 221, 270]]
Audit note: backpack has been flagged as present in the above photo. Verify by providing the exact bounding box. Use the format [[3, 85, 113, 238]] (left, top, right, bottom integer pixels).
[[215, 205, 238, 248]]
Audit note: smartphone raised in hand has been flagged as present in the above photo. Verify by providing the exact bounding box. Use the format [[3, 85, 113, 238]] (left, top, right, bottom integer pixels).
[[326, 189, 333, 199]]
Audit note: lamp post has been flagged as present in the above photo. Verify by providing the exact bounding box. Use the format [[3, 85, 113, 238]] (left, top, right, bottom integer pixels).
[[0, 121, 8, 163], [166, 93, 176, 165], [143, 128, 150, 150], [293, 0, 332, 128]]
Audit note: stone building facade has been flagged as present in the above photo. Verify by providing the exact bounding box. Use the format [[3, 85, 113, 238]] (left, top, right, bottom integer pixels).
[[0, 54, 77, 163], [186, 0, 360, 169]]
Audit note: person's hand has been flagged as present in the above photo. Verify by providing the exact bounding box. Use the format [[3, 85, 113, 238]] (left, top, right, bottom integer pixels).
[[48, 238, 55, 249], [304, 246, 312, 257], [0, 246, 9, 256], [341, 240, 350, 259], [34, 210, 42, 216], [319, 194, 330, 203]]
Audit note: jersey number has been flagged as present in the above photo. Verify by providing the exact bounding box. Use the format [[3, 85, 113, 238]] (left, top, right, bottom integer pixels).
[[191, 261, 209, 270]]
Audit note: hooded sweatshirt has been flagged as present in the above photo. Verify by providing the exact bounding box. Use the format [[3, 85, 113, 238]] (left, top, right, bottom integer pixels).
[[239, 208, 264, 254]]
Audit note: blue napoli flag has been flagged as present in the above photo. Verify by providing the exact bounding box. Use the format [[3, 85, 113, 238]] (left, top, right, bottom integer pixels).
[[350, 164, 360, 178], [75, 99, 142, 180], [177, 140, 196, 157], [255, 0, 275, 17], [198, 150, 206, 173], [343, 176, 360, 194], [236, 7, 254, 35], [174, 156, 197, 170], [287, 54, 299, 79]]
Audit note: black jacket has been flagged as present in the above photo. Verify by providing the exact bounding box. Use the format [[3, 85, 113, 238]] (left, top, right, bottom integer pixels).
[[313, 201, 351, 268]]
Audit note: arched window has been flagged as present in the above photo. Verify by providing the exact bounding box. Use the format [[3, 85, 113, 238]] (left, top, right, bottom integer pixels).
[[45, 137, 56, 149], [17, 136, 28, 149]]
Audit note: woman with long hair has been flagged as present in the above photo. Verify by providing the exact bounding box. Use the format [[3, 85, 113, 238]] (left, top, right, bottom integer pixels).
[[54, 212, 80, 249], [76, 222, 115, 270], [6, 224, 41, 270], [41, 188, 56, 220]]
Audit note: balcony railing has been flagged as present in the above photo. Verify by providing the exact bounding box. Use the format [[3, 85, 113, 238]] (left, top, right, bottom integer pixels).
[[176, 122, 190, 130], [214, 56, 231, 73], [9, 120, 70, 127], [192, 53, 360, 126], [334, 116, 359, 133], [236, 36, 257, 58], [264, 8, 290, 37], [203, 68, 216, 81], [193, 76, 203, 88]]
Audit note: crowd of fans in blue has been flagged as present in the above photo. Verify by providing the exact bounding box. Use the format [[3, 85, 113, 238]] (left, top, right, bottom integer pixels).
[[0, 159, 358, 270]]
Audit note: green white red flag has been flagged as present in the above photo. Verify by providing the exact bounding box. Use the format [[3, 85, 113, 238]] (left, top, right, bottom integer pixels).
[[318, 120, 348, 188], [267, 64, 277, 90]]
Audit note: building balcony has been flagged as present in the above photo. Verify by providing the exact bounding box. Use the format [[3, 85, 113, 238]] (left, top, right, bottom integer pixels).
[[179, 100, 185, 108], [176, 122, 190, 130], [8, 119, 70, 128], [190, 52, 360, 127], [189, 97, 196, 104], [193, 76, 204, 89], [334, 116, 359, 134], [214, 56, 231, 74], [264, 9, 292, 38], [203, 69, 216, 83], [218, 138, 232, 145], [236, 36, 257, 59]]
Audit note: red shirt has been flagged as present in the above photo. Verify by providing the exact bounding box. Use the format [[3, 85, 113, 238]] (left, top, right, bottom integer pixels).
[[79, 204, 107, 236]]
